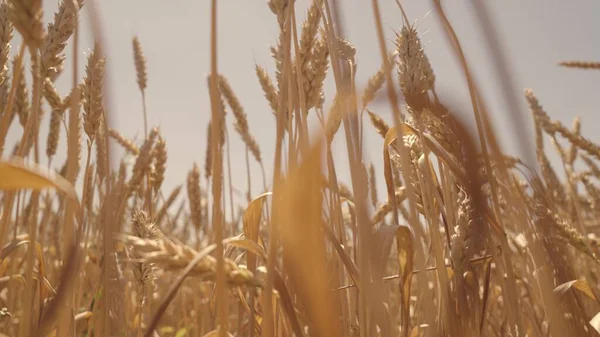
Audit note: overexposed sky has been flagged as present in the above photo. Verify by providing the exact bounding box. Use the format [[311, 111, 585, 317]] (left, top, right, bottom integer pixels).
[[8, 0, 600, 210]]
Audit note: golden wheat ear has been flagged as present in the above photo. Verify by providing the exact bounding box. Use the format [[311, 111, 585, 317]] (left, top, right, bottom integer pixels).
[[558, 61, 600, 70]]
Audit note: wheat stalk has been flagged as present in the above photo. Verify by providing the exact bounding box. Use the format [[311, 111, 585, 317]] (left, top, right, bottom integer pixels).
[[155, 185, 182, 226], [368, 163, 378, 207], [205, 121, 213, 181]]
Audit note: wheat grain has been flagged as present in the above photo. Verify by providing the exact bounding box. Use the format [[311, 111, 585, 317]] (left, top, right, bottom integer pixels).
[[128, 127, 158, 196], [152, 135, 166, 193], [362, 52, 396, 110], [0, 3, 12, 86], [7, 0, 44, 48], [325, 94, 342, 144], [12, 55, 29, 127], [43, 77, 62, 109], [270, 31, 285, 94], [267, 0, 288, 28], [558, 61, 600, 70], [0, 69, 10, 115], [84, 163, 95, 213], [371, 201, 390, 225], [41, 0, 82, 79], [46, 105, 65, 159], [450, 190, 479, 271], [298, 0, 324, 110], [395, 23, 434, 108], [335, 36, 356, 61], [299, 0, 322, 69], [61, 82, 82, 110], [119, 234, 260, 287], [132, 36, 147, 92], [533, 115, 564, 201], [420, 108, 460, 158], [130, 209, 158, 286], [95, 117, 107, 182], [305, 36, 329, 109], [527, 89, 600, 161], [338, 182, 353, 202], [582, 156, 600, 179], [82, 43, 106, 141], [187, 162, 202, 233], [551, 213, 597, 262], [367, 109, 389, 138], [255, 64, 279, 115], [108, 128, 140, 155], [579, 175, 600, 211], [217, 74, 262, 163]]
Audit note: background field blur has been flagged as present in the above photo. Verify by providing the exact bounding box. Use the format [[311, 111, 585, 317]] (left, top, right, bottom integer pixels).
[[8, 0, 598, 205]]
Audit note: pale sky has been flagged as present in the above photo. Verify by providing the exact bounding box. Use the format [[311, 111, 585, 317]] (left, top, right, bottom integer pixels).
[[8, 0, 600, 210]]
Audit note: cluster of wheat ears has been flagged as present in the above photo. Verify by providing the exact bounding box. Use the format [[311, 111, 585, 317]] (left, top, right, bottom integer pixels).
[[0, 0, 599, 336]]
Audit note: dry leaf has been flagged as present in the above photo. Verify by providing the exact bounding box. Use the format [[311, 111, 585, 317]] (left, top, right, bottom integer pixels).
[[396, 225, 414, 287], [554, 279, 599, 304], [325, 95, 342, 144], [590, 312, 600, 334], [383, 124, 415, 208], [74, 311, 92, 322], [242, 191, 270, 299], [243, 192, 271, 244], [225, 238, 267, 260], [0, 159, 78, 202]]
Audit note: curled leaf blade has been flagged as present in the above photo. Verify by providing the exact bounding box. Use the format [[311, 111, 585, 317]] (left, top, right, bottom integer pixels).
[[243, 192, 271, 244], [0, 159, 78, 202], [225, 238, 267, 260], [554, 279, 599, 304]]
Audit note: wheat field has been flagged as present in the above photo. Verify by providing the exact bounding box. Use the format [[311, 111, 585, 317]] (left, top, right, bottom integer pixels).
[[0, 0, 600, 336]]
